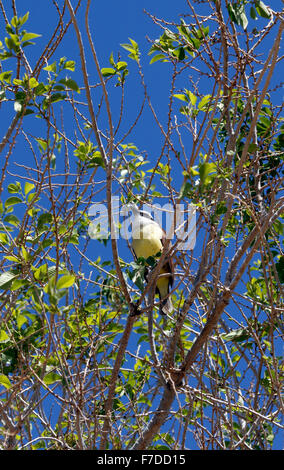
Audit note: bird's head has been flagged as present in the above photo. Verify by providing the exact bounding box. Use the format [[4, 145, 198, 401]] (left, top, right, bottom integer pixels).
[[123, 203, 154, 221]]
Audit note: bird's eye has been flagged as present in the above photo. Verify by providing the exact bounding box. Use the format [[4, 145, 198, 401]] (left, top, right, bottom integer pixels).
[[140, 211, 153, 220]]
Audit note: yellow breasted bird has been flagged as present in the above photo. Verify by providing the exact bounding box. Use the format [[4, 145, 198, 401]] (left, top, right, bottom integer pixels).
[[126, 203, 174, 315]]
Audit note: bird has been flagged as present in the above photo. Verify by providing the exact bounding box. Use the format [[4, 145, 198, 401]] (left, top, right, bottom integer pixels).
[[125, 203, 174, 315]]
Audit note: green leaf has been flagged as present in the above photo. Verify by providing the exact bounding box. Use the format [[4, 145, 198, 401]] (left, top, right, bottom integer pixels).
[[121, 38, 140, 63], [228, 3, 248, 30], [109, 52, 115, 66], [5, 24, 14, 35], [215, 201, 227, 216], [275, 256, 284, 283], [179, 181, 192, 199], [44, 62, 57, 73], [53, 85, 66, 92], [4, 214, 20, 226], [255, 1, 271, 18], [16, 313, 28, 329], [21, 32, 41, 42], [5, 196, 22, 207], [0, 233, 9, 244], [49, 93, 66, 104], [28, 77, 39, 89], [272, 219, 283, 235], [198, 94, 211, 111], [202, 26, 210, 38], [0, 70, 12, 84], [240, 10, 248, 30], [10, 279, 28, 291], [8, 182, 21, 193], [24, 182, 35, 195], [222, 328, 250, 343], [116, 61, 128, 71], [5, 255, 20, 262], [178, 19, 191, 40], [250, 6, 257, 19], [21, 246, 29, 261], [34, 264, 48, 281], [13, 78, 22, 86], [101, 67, 116, 77], [0, 373, 11, 389], [23, 108, 34, 117], [174, 94, 188, 102], [34, 83, 47, 96], [128, 262, 146, 291], [5, 35, 20, 53], [26, 192, 36, 203], [88, 151, 105, 169], [0, 330, 9, 343], [186, 90, 197, 105], [248, 143, 258, 153], [58, 77, 80, 92], [63, 60, 76, 71], [11, 16, 19, 28], [15, 90, 26, 102], [37, 212, 52, 230], [20, 12, 29, 26], [188, 35, 200, 50], [43, 371, 61, 385], [56, 274, 76, 290], [21, 41, 35, 48], [35, 138, 48, 152], [199, 162, 216, 184], [149, 53, 168, 64], [0, 272, 18, 289], [175, 47, 185, 61]]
